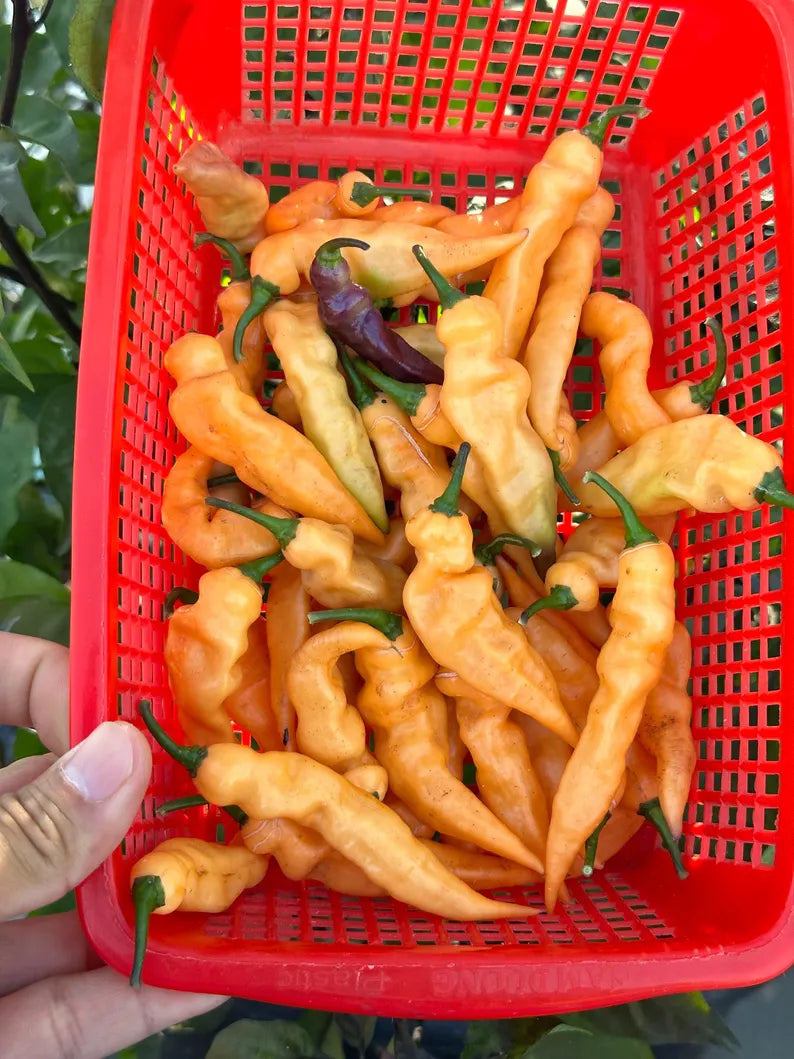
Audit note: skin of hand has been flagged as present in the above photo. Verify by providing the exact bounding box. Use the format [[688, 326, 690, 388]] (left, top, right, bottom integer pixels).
[[0, 632, 226, 1059]]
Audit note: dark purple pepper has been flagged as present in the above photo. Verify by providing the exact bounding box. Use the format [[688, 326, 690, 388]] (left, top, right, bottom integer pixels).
[[309, 237, 444, 385]]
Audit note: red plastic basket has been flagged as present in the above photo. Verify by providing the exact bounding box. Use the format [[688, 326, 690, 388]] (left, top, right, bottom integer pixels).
[[72, 0, 794, 1017]]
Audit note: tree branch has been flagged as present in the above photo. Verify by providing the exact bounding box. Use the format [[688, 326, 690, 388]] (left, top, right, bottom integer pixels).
[[1, 0, 35, 128], [0, 217, 82, 345], [34, 0, 56, 28]]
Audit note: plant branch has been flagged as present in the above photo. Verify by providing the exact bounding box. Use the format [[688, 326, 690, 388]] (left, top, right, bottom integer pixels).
[[0, 217, 82, 345], [34, 0, 56, 28], [1, 0, 35, 128]]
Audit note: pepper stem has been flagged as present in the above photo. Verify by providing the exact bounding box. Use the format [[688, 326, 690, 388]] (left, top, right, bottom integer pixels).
[[581, 104, 651, 148], [350, 182, 432, 207], [138, 700, 207, 777], [164, 586, 198, 619], [582, 812, 612, 877], [233, 275, 279, 363], [639, 797, 689, 880], [548, 448, 580, 505], [355, 359, 426, 416], [335, 341, 376, 411], [237, 551, 285, 583], [130, 875, 166, 988], [519, 584, 578, 625], [754, 466, 794, 510], [582, 471, 658, 548], [207, 471, 241, 489], [194, 233, 250, 283], [412, 244, 466, 310], [155, 794, 248, 827], [204, 497, 299, 549], [430, 443, 471, 516], [314, 236, 371, 270], [308, 608, 404, 641], [475, 534, 541, 566], [689, 317, 727, 410]]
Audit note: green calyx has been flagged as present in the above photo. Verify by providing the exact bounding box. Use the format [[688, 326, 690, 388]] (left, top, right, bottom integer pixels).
[[430, 443, 471, 517], [308, 607, 404, 641], [155, 794, 248, 827], [233, 275, 280, 363], [355, 359, 426, 416], [194, 233, 250, 282], [548, 448, 580, 505], [754, 466, 794, 510], [163, 586, 198, 619], [689, 317, 727, 410], [130, 875, 166, 988], [336, 342, 376, 410], [412, 244, 466, 311], [475, 533, 541, 567], [638, 797, 689, 880], [582, 811, 612, 877], [138, 699, 207, 777], [582, 471, 658, 548], [581, 104, 651, 149], [206, 471, 241, 489], [237, 551, 285, 584], [519, 584, 578, 625], [349, 182, 432, 207], [204, 496, 299, 549], [314, 236, 371, 269]]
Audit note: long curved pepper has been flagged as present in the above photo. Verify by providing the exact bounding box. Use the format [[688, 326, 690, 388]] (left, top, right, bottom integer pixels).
[[205, 497, 405, 610], [138, 701, 535, 921], [357, 517, 416, 572], [266, 562, 309, 751], [403, 445, 578, 747], [222, 617, 283, 752], [482, 105, 650, 359], [165, 333, 382, 543], [437, 196, 523, 239], [544, 472, 676, 910], [413, 245, 558, 568], [310, 237, 443, 384], [129, 837, 268, 987], [164, 554, 282, 746], [216, 281, 268, 396], [370, 201, 454, 227], [343, 177, 432, 213], [474, 534, 540, 604], [392, 323, 447, 367]]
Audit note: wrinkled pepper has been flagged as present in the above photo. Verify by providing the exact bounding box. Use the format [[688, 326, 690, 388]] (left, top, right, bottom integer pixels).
[[215, 278, 268, 396], [393, 323, 447, 367], [139, 701, 534, 921], [265, 172, 430, 233], [164, 332, 383, 543], [437, 196, 522, 239], [357, 517, 416, 572], [270, 379, 303, 428], [266, 561, 309, 751], [370, 201, 454, 226], [221, 617, 282, 752]]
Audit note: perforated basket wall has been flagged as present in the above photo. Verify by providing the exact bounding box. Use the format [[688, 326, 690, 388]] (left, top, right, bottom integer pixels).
[[72, 0, 794, 1016]]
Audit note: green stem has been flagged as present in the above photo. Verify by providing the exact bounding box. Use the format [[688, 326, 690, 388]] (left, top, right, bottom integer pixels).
[[430, 443, 471, 516], [138, 700, 207, 777], [582, 811, 612, 877], [582, 471, 658, 548], [581, 104, 651, 148], [519, 584, 578, 625], [308, 607, 403, 641], [335, 341, 376, 410], [314, 236, 371, 269], [233, 275, 279, 363], [194, 233, 250, 282], [155, 794, 248, 827], [754, 467, 794, 510], [350, 182, 432, 207], [475, 533, 541, 566], [163, 586, 198, 619], [237, 551, 285, 584], [548, 448, 580, 505], [130, 876, 165, 988], [638, 797, 689, 880], [689, 317, 727, 410], [411, 245, 466, 310], [204, 497, 299, 549], [206, 471, 241, 489], [356, 360, 426, 416]]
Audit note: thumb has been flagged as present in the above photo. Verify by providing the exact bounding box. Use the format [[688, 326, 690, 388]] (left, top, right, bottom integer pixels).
[[0, 722, 151, 919]]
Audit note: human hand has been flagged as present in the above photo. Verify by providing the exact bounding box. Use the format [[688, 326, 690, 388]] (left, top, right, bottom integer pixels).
[[0, 632, 226, 1059]]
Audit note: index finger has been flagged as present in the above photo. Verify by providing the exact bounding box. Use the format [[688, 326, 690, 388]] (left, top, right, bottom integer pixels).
[[0, 632, 69, 756]]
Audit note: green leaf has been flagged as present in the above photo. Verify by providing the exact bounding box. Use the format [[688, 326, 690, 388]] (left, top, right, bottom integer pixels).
[[37, 379, 76, 543], [45, 0, 79, 69], [320, 1019, 345, 1059], [71, 109, 100, 184], [205, 1019, 317, 1059], [13, 96, 81, 177], [0, 28, 62, 96], [0, 335, 75, 380], [31, 218, 90, 267], [334, 1015, 378, 1056], [0, 558, 69, 601], [0, 396, 38, 548], [0, 134, 45, 237], [69, 0, 117, 101], [297, 1012, 333, 1049], [4, 484, 65, 577], [12, 726, 49, 760], [0, 594, 70, 645], [560, 993, 739, 1050], [524, 1026, 653, 1059], [28, 890, 77, 917], [463, 1018, 556, 1059], [0, 333, 34, 391]]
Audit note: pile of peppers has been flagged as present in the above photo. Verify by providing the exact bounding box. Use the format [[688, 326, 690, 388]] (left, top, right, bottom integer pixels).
[[126, 109, 793, 987]]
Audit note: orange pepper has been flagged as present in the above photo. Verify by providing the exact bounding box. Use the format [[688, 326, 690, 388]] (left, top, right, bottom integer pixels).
[[221, 617, 282, 752], [392, 323, 446, 368], [270, 380, 302, 429], [370, 201, 455, 226], [357, 517, 416, 572], [215, 280, 268, 396], [437, 196, 522, 238], [266, 561, 309, 751]]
